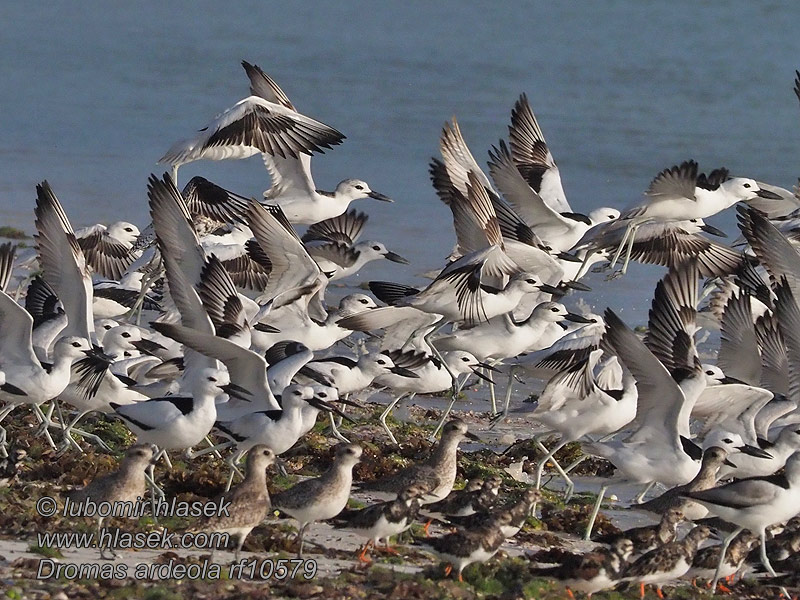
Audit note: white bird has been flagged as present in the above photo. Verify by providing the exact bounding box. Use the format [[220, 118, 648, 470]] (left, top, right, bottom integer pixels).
[[434, 302, 592, 362], [150, 321, 281, 416], [370, 247, 559, 327], [158, 78, 345, 185], [297, 351, 420, 396], [488, 106, 619, 252], [373, 349, 493, 445], [582, 264, 705, 539], [75, 221, 141, 280], [110, 366, 247, 453], [716, 426, 800, 480], [683, 450, 800, 589], [607, 160, 780, 273], [531, 349, 637, 501], [34, 181, 95, 341], [235, 62, 393, 224]]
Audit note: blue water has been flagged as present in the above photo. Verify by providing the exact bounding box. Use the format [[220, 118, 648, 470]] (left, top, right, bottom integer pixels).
[[1, 1, 799, 323]]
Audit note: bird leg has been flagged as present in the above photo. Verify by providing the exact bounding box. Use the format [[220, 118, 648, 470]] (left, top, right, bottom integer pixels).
[[379, 393, 407, 446], [31, 403, 58, 450], [170, 165, 179, 189], [609, 220, 636, 268], [443, 563, 453, 578], [490, 364, 520, 427], [633, 481, 655, 504], [534, 439, 574, 501], [430, 376, 467, 441], [381, 539, 399, 555], [234, 533, 245, 563], [423, 518, 433, 537], [758, 528, 777, 578], [224, 449, 246, 492], [0, 404, 18, 458], [584, 484, 609, 541], [620, 218, 655, 275], [357, 540, 372, 563], [188, 438, 234, 459], [488, 365, 497, 415], [574, 247, 598, 282], [711, 527, 743, 594], [328, 411, 350, 443], [59, 409, 112, 454], [297, 522, 310, 557]]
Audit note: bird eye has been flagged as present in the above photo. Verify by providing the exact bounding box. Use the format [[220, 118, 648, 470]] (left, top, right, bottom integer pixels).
[[360, 299, 368, 304], [526, 278, 536, 284], [551, 307, 559, 312], [377, 359, 386, 365], [124, 227, 133, 232], [462, 357, 469, 362], [207, 376, 217, 382], [607, 214, 615, 220], [743, 183, 751, 189], [318, 393, 326, 398], [355, 185, 364, 191], [723, 438, 733, 444], [72, 341, 81, 347], [104, 324, 112, 330], [690, 219, 697, 223], [293, 390, 301, 395], [372, 245, 380, 251], [121, 332, 131, 338], [706, 370, 714, 376]]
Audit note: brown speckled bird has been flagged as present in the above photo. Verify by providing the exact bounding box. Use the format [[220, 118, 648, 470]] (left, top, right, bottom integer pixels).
[[66, 444, 155, 559], [192, 445, 275, 561]]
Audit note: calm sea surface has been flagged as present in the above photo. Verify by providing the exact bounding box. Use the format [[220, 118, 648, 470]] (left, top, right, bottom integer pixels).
[[1, 1, 799, 323]]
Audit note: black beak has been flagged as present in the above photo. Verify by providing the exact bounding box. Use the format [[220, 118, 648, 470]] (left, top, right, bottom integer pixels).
[[476, 362, 499, 372], [0, 382, 27, 396], [465, 431, 481, 441], [556, 252, 584, 263], [699, 223, 727, 237], [384, 251, 409, 264], [254, 322, 281, 333], [367, 190, 393, 202], [755, 188, 782, 200], [470, 367, 494, 384], [221, 382, 253, 401], [737, 444, 773, 459], [565, 312, 594, 323], [309, 396, 356, 423], [390, 366, 420, 378], [564, 280, 592, 292], [334, 397, 364, 409], [131, 339, 168, 355], [538, 284, 561, 295], [720, 376, 747, 385], [85, 345, 116, 364], [723, 458, 737, 468]]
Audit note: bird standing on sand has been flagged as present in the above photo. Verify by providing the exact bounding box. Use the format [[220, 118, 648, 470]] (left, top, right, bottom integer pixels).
[[65, 444, 155, 559], [271, 443, 362, 556], [191, 445, 275, 561]]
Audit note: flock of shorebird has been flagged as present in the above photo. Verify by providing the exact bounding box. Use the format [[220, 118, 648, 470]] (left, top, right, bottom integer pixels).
[[3, 60, 800, 597]]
